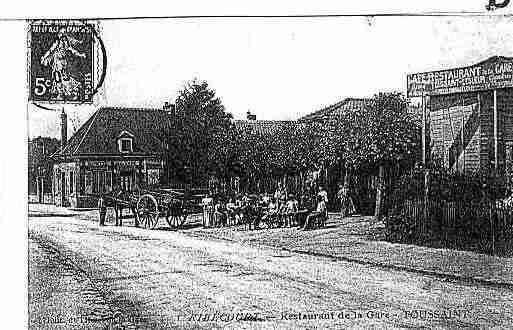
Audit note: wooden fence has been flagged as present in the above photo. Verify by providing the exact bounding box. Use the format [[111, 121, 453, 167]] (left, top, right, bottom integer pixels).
[[401, 197, 513, 255]]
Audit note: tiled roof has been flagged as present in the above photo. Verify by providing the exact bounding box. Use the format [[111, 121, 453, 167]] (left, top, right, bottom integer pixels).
[[55, 107, 173, 157], [234, 120, 301, 135], [298, 98, 370, 122]]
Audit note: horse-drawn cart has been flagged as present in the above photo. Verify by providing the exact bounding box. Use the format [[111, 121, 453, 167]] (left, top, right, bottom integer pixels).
[[106, 188, 206, 229]]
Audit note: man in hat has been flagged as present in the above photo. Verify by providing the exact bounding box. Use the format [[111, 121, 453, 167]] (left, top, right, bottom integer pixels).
[[97, 194, 107, 226]]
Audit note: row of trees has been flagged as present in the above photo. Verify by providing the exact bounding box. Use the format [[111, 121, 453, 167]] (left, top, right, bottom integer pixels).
[[164, 80, 422, 219]]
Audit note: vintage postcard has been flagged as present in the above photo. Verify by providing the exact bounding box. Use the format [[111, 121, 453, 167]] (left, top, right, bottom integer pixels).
[[2, 1, 512, 329]]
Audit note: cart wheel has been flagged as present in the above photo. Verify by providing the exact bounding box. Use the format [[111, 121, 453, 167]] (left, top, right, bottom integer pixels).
[[165, 201, 188, 228], [166, 213, 188, 228], [136, 194, 159, 229]]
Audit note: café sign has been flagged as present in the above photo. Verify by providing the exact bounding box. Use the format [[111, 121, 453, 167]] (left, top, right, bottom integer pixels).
[[407, 56, 513, 97], [85, 160, 140, 168]]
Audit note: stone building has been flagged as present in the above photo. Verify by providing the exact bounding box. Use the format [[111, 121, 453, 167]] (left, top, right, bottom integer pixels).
[[52, 106, 173, 208]]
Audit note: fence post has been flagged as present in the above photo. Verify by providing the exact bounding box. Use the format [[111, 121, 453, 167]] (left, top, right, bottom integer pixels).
[[490, 201, 495, 256], [423, 169, 430, 237], [374, 165, 385, 221]]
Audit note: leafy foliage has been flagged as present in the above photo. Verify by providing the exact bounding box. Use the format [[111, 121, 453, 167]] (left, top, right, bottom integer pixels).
[[166, 79, 235, 185], [321, 93, 421, 171], [234, 122, 323, 180], [163, 87, 420, 191], [28, 137, 60, 193]]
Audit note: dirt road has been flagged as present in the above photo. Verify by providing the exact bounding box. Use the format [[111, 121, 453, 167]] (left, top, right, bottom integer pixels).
[[28, 214, 513, 329]]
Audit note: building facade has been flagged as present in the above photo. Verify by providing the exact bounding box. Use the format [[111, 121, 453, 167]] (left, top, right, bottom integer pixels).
[[408, 56, 513, 177], [52, 107, 173, 208]]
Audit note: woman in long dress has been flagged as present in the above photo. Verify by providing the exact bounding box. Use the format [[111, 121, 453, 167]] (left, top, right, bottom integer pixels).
[[40, 28, 86, 100], [201, 194, 214, 228], [337, 184, 356, 217]]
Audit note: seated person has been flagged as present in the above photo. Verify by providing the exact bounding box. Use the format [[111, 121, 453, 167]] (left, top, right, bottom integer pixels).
[[297, 194, 313, 228], [214, 200, 228, 227], [226, 198, 238, 225], [262, 198, 279, 224], [241, 193, 251, 205], [302, 195, 327, 230], [261, 193, 271, 206]]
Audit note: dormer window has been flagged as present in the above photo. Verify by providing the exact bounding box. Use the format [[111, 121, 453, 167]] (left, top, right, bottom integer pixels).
[[117, 131, 134, 153]]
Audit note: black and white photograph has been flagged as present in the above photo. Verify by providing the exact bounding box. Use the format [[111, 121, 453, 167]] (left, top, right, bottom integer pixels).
[[2, 1, 513, 329]]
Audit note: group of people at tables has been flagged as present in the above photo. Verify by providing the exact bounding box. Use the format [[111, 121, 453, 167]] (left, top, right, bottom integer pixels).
[[201, 185, 329, 230]]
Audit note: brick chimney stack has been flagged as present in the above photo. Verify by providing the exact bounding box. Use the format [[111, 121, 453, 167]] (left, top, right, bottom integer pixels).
[[246, 110, 256, 121], [60, 108, 67, 152], [163, 102, 176, 115]]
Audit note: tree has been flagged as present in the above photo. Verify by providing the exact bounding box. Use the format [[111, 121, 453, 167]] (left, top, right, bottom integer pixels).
[[28, 137, 60, 196], [234, 126, 275, 191], [233, 121, 322, 193], [322, 93, 421, 220], [166, 79, 235, 187]]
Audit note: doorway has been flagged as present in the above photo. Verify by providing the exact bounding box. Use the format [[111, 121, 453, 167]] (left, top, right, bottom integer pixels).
[[61, 172, 67, 206], [120, 171, 133, 192]]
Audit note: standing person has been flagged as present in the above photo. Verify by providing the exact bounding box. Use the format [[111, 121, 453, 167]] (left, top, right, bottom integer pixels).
[[318, 186, 329, 218], [274, 183, 286, 203], [318, 186, 328, 204], [337, 183, 356, 218], [337, 183, 347, 217], [285, 194, 299, 227], [98, 194, 107, 226], [201, 193, 214, 228], [262, 192, 271, 206]]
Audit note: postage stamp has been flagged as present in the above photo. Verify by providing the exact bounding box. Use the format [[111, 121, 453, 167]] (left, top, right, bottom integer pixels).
[[28, 21, 95, 103]]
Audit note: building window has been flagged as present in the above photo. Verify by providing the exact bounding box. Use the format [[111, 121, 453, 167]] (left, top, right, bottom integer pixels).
[[117, 131, 135, 153], [147, 169, 160, 186], [85, 171, 93, 194], [105, 171, 112, 193], [119, 138, 133, 153], [79, 172, 84, 195], [92, 171, 98, 193], [54, 171, 60, 194], [98, 171, 105, 193], [69, 171, 74, 194]]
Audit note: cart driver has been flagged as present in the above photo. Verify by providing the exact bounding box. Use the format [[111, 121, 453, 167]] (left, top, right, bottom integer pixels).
[[98, 194, 107, 226]]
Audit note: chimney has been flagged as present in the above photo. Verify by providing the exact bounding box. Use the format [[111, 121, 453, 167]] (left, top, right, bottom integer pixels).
[[247, 110, 256, 121], [163, 102, 176, 115], [60, 109, 67, 152]]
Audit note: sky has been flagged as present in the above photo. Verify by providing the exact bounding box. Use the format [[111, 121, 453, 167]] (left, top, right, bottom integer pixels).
[[27, 14, 513, 138]]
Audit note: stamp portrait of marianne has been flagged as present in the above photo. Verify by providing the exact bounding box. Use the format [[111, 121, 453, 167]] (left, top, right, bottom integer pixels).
[[29, 21, 94, 103]]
